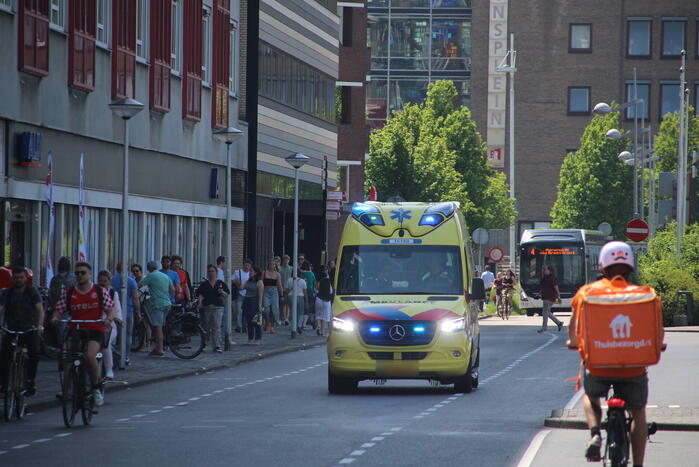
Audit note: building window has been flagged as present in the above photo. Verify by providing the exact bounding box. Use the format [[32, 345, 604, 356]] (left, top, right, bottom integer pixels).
[[170, 0, 182, 74], [136, 0, 148, 60], [660, 82, 680, 118], [68, 0, 96, 91], [625, 81, 650, 120], [96, 0, 109, 46], [341, 7, 353, 47], [662, 19, 685, 57], [567, 87, 590, 115], [211, 0, 231, 128], [229, 20, 238, 96], [112, 0, 136, 99], [339, 86, 352, 124], [149, 0, 171, 111], [182, 0, 203, 121], [627, 18, 651, 58], [202, 6, 211, 85], [569, 24, 591, 53], [49, 0, 65, 30], [19, 0, 50, 76], [0, 0, 13, 13]]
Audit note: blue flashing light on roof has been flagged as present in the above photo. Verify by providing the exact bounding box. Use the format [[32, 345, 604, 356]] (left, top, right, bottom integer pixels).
[[352, 202, 380, 217], [360, 214, 385, 227], [424, 202, 456, 218], [418, 214, 443, 227]]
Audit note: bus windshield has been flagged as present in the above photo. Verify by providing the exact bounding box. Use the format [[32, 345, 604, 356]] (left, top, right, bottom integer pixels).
[[520, 244, 585, 297], [337, 245, 463, 295]]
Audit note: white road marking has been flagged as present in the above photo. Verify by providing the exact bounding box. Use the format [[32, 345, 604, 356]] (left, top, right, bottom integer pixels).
[[132, 414, 146, 418], [115, 418, 130, 422], [162, 406, 175, 409], [413, 415, 424, 419], [350, 450, 365, 456], [189, 397, 201, 401], [338, 459, 355, 464], [55, 433, 72, 438], [669, 405, 680, 408], [515, 429, 551, 467], [390, 427, 402, 431], [0, 451, 7, 455], [32, 439, 51, 443], [564, 389, 584, 410], [149, 410, 162, 414], [201, 394, 212, 397], [361, 443, 376, 448], [371, 437, 384, 441], [11, 444, 30, 449], [647, 404, 658, 408], [176, 402, 188, 406], [380, 432, 394, 436], [180, 425, 226, 429]]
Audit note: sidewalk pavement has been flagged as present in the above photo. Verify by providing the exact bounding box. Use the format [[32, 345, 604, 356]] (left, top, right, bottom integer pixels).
[[24, 327, 326, 414]]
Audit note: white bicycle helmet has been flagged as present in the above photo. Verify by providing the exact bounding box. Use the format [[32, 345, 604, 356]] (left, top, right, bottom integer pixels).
[[599, 241, 634, 271]]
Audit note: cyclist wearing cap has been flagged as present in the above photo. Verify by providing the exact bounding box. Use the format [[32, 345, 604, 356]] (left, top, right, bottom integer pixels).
[[0, 267, 44, 397], [51, 261, 115, 407], [567, 241, 663, 467]]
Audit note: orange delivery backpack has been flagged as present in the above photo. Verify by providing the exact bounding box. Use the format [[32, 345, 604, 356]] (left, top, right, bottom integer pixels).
[[575, 277, 663, 370]]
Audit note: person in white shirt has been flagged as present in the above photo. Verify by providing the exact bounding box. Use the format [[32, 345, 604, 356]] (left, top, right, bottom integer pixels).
[[480, 265, 495, 305], [285, 275, 307, 334], [232, 259, 252, 332], [216, 256, 226, 282]]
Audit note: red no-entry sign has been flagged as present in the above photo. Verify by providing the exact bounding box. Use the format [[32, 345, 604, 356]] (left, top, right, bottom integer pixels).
[[625, 218, 649, 242], [488, 247, 504, 263]]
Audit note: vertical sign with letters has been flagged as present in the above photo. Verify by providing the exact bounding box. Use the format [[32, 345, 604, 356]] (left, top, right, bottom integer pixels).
[[487, 0, 507, 168]]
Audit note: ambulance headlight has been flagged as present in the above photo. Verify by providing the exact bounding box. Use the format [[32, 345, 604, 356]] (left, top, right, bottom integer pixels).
[[332, 317, 355, 332], [440, 317, 466, 332]]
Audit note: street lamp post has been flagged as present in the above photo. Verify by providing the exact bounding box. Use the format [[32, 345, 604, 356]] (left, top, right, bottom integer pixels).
[[284, 153, 309, 339], [109, 98, 144, 370], [214, 127, 244, 350]]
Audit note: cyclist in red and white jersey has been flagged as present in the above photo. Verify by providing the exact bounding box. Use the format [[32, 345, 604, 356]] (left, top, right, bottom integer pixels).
[[51, 261, 114, 406]]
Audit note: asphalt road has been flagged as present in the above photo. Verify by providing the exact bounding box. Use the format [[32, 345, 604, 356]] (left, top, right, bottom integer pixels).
[[0, 318, 580, 467]]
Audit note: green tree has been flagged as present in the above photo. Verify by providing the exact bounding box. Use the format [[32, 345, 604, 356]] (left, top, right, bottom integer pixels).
[[550, 112, 633, 238], [365, 80, 515, 230], [654, 108, 699, 172]]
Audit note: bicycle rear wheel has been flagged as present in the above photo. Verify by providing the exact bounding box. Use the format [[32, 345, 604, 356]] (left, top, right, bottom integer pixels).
[[14, 354, 26, 420], [168, 321, 206, 359], [61, 367, 79, 428], [605, 410, 629, 467], [3, 361, 17, 421], [130, 319, 146, 352], [81, 367, 94, 425]]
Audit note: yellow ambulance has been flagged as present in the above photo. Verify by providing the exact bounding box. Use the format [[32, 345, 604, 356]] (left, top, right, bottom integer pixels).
[[327, 201, 483, 394]]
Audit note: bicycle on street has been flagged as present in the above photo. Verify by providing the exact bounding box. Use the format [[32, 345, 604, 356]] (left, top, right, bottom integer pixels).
[[600, 394, 657, 467], [58, 319, 107, 428], [131, 301, 206, 360], [501, 287, 514, 320], [1, 326, 37, 421]]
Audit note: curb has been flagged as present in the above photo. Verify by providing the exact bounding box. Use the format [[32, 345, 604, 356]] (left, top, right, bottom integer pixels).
[[544, 410, 699, 432], [25, 341, 325, 415]]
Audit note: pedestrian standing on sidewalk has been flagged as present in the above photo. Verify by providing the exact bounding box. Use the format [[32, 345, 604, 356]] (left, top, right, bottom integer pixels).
[[286, 274, 307, 334], [279, 255, 293, 325], [47, 257, 75, 354], [262, 260, 282, 333], [299, 261, 316, 330], [160, 256, 181, 305], [241, 266, 264, 345], [98, 270, 123, 379], [480, 266, 495, 305], [171, 255, 192, 307], [537, 264, 563, 333], [197, 265, 229, 353], [112, 263, 140, 366], [131, 264, 144, 286], [314, 267, 333, 337], [140, 261, 174, 356], [233, 259, 252, 333], [216, 256, 226, 282]]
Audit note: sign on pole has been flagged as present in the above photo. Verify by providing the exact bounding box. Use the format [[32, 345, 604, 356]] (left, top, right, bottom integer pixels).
[[625, 218, 649, 242], [326, 201, 341, 211], [327, 191, 344, 201], [472, 228, 489, 245], [488, 247, 504, 263]]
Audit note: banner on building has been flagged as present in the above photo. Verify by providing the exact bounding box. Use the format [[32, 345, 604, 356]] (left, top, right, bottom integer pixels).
[[487, 0, 507, 169], [45, 151, 55, 286], [78, 154, 87, 262]]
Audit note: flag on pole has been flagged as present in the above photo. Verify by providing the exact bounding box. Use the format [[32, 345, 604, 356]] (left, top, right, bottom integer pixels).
[[78, 154, 87, 261], [45, 151, 55, 286]]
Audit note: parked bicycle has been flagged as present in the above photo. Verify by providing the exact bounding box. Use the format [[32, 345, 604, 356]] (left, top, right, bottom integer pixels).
[[131, 300, 206, 360], [601, 394, 657, 467], [1, 326, 36, 421], [58, 319, 106, 428]]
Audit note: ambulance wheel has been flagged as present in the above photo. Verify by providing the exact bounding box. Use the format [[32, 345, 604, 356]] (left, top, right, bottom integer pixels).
[[328, 369, 357, 394], [471, 348, 480, 389]]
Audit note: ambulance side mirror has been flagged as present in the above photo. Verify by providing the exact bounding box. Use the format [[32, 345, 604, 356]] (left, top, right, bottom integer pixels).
[[471, 278, 485, 301]]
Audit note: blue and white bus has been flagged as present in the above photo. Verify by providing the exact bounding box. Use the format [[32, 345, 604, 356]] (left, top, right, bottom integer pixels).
[[518, 229, 607, 315]]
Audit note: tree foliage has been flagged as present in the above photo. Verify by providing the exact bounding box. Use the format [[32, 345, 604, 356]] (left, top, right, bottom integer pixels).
[[365, 80, 515, 230], [550, 112, 633, 238], [654, 108, 699, 172], [638, 221, 699, 324]]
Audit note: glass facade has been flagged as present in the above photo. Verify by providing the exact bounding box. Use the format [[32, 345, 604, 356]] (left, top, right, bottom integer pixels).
[[367, 1, 471, 128]]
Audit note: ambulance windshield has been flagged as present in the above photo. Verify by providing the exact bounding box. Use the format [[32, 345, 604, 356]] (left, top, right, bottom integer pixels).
[[336, 245, 463, 295]]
